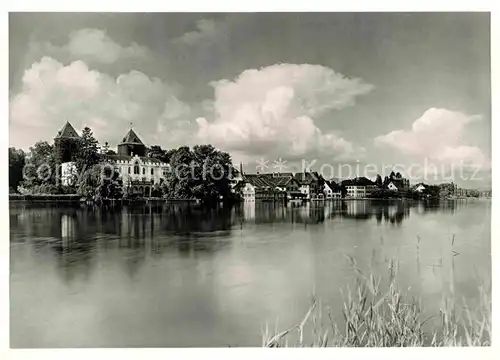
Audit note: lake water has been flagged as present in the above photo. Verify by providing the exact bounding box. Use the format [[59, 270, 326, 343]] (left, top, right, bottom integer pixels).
[[10, 199, 491, 348]]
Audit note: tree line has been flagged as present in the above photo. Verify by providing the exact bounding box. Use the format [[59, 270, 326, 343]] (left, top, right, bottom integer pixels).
[[9, 127, 235, 204]]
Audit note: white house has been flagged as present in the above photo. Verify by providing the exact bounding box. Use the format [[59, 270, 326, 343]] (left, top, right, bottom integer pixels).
[[414, 183, 427, 192], [324, 181, 341, 199], [241, 182, 256, 202], [346, 185, 366, 198], [61, 162, 78, 186], [104, 154, 170, 186], [299, 183, 311, 199], [387, 182, 398, 191]]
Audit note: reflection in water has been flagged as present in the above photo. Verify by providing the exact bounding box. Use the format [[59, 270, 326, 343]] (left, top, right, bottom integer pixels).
[[8, 199, 480, 285], [9, 199, 491, 348], [238, 200, 415, 225]]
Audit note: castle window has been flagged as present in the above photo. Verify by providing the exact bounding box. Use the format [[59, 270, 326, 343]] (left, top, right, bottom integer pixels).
[[128, 167, 131, 174], [134, 161, 140, 174], [142, 167, 145, 175], [151, 168, 154, 175]]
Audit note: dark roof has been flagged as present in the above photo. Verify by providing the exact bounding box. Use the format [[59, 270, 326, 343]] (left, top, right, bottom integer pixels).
[[102, 154, 166, 164], [243, 174, 275, 188], [293, 171, 322, 184], [326, 180, 342, 192], [119, 129, 144, 145], [259, 173, 295, 187], [388, 179, 405, 189], [342, 177, 376, 186], [55, 122, 80, 139]]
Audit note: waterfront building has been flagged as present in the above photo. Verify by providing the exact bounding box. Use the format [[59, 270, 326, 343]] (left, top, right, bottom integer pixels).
[[54, 122, 170, 197]]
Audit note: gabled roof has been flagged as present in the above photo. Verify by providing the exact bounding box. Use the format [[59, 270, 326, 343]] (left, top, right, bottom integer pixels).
[[259, 173, 295, 187], [243, 174, 275, 188], [388, 179, 405, 189], [325, 180, 342, 192], [294, 171, 322, 184], [56, 121, 80, 139], [119, 129, 144, 145]]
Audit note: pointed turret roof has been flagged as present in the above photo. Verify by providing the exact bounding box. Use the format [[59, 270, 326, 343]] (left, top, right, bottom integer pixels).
[[56, 121, 80, 139], [119, 129, 144, 145]]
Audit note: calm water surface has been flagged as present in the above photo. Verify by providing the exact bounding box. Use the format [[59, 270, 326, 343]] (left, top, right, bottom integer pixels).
[[10, 200, 491, 347]]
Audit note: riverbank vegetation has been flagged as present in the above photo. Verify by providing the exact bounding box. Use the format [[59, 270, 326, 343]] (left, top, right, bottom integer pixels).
[[262, 256, 491, 347], [9, 126, 237, 205]]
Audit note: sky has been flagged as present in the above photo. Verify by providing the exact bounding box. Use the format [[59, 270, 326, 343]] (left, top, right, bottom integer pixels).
[[8, 13, 491, 187]]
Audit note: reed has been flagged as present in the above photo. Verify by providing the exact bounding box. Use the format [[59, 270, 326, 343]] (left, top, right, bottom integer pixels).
[[262, 254, 491, 347]]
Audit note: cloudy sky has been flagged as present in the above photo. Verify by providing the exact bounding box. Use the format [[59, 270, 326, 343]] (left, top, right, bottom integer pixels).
[[9, 13, 491, 187]]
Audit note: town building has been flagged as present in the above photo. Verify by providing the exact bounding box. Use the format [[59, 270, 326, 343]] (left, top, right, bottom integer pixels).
[[234, 172, 302, 202], [54, 122, 170, 197], [342, 177, 376, 198], [294, 171, 324, 200], [237, 174, 287, 202], [324, 181, 342, 199], [412, 183, 428, 192], [386, 179, 410, 192]]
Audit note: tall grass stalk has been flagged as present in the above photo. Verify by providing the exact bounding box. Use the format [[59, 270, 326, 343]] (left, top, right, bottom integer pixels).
[[262, 254, 491, 347]]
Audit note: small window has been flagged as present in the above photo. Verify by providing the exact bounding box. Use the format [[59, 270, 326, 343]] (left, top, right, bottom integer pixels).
[[142, 168, 145, 175], [128, 167, 131, 174], [134, 161, 140, 174], [151, 168, 154, 175]]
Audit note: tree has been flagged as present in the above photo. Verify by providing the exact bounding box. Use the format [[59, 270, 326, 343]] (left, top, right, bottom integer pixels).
[[163, 149, 177, 164], [375, 174, 383, 187], [21, 141, 56, 190], [101, 141, 110, 155], [395, 172, 402, 179], [76, 165, 101, 199], [389, 171, 396, 180], [383, 176, 390, 188], [97, 166, 123, 199], [74, 127, 100, 174], [162, 146, 195, 199], [9, 147, 25, 193], [192, 144, 233, 202], [161, 144, 233, 203], [148, 145, 165, 160], [76, 164, 123, 200]]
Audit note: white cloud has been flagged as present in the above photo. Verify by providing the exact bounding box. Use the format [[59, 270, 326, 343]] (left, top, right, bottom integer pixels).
[[27, 28, 149, 66], [196, 63, 373, 160], [67, 29, 148, 63], [9, 57, 192, 150], [374, 108, 490, 169]]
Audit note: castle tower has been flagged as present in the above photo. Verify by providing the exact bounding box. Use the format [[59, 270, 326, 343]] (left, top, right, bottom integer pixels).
[[54, 121, 80, 163], [117, 128, 146, 157]]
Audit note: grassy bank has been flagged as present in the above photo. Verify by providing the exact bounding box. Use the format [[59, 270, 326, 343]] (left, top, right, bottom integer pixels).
[[262, 256, 491, 347]]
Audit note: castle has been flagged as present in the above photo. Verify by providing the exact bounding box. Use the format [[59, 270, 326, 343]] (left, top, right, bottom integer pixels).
[[54, 121, 170, 197]]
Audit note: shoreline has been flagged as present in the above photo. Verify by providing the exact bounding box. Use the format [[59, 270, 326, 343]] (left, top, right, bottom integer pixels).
[[10, 194, 490, 203]]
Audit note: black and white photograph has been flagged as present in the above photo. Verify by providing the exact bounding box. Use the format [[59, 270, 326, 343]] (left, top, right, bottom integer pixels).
[[6, 9, 494, 351]]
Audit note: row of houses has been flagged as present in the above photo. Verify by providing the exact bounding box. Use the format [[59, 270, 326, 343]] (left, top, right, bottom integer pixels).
[[341, 176, 411, 198], [231, 168, 492, 202], [232, 170, 343, 202]]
